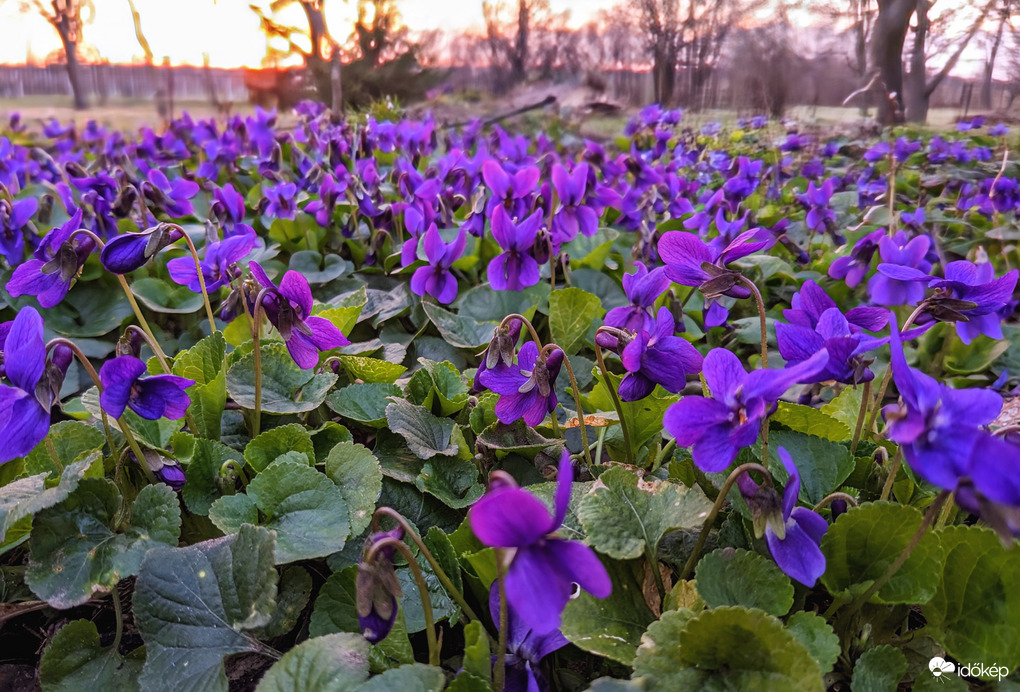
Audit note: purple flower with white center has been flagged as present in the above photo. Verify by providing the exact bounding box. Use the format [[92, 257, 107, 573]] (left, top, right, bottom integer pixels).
[[488, 582, 568, 692], [483, 160, 539, 218], [0, 307, 70, 462], [828, 228, 885, 288], [658, 227, 775, 301], [882, 314, 1019, 505], [264, 182, 298, 220], [798, 179, 836, 233], [249, 261, 351, 369], [488, 206, 542, 292], [738, 448, 828, 587], [469, 451, 611, 635], [928, 260, 1019, 344], [0, 197, 38, 264], [604, 262, 671, 336], [7, 209, 94, 308], [868, 231, 933, 306], [619, 307, 704, 401], [551, 163, 598, 242], [663, 348, 829, 472], [410, 224, 466, 304], [478, 341, 563, 427], [100, 223, 185, 274], [99, 355, 194, 420], [143, 169, 199, 218], [777, 308, 885, 385], [167, 229, 256, 294], [473, 318, 522, 393]]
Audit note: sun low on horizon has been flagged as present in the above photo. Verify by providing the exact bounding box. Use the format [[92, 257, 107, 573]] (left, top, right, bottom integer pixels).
[[0, 0, 609, 69]]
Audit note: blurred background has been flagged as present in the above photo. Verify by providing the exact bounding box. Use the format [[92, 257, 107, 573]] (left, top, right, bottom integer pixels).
[[0, 0, 1013, 129]]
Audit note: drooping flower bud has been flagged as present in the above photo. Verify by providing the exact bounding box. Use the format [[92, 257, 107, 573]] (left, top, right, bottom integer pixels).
[[736, 471, 785, 541], [356, 526, 405, 644]]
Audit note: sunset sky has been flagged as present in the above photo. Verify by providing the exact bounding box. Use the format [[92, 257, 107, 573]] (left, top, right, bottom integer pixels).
[[0, 0, 612, 68]]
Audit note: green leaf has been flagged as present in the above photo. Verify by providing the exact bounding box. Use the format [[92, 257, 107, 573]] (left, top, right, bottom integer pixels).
[[245, 424, 316, 472], [820, 385, 865, 433], [548, 287, 604, 355], [172, 331, 226, 385], [632, 606, 823, 691], [318, 305, 365, 338], [945, 335, 1011, 375], [131, 277, 206, 314], [209, 461, 350, 564], [785, 612, 840, 675], [694, 548, 793, 617], [325, 441, 383, 536], [39, 619, 142, 692], [0, 454, 95, 543], [850, 645, 907, 692], [586, 371, 675, 453], [578, 467, 712, 560], [475, 419, 557, 454], [134, 524, 278, 692], [924, 525, 1020, 674], [26, 481, 181, 608], [182, 437, 244, 516], [456, 283, 548, 322], [772, 402, 850, 442], [226, 343, 338, 414], [416, 457, 484, 509], [631, 609, 698, 680], [821, 502, 943, 605], [763, 430, 854, 505], [462, 621, 491, 684], [420, 360, 469, 416], [385, 398, 458, 459], [24, 421, 105, 479], [328, 383, 402, 427], [340, 355, 407, 384], [255, 632, 369, 692], [354, 664, 446, 692], [422, 302, 497, 349], [255, 566, 314, 640], [561, 558, 655, 665], [289, 250, 348, 284]]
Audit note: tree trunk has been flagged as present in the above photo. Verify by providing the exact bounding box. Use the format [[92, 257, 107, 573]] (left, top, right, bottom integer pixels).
[[331, 53, 343, 114], [982, 7, 1007, 109], [58, 28, 88, 110], [871, 0, 915, 124], [904, 0, 929, 123]]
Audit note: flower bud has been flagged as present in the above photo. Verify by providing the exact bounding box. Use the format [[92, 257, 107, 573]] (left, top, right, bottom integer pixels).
[[356, 527, 405, 644]]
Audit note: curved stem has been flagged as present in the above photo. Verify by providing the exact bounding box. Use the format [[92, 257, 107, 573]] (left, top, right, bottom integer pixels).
[[371, 507, 483, 625], [934, 491, 956, 530], [849, 380, 871, 455], [499, 313, 542, 351], [866, 301, 930, 436], [46, 338, 117, 457], [179, 231, 218, 334], [594, 338, 633, 465], [736, 275, 768, 369], [846, 491, 949, 614], [654, 438, 676, 473], [251, 288, 271, 438], [557, 349, 593, 468], [117, 274, 171, 371], [119, 420, 158, 485], [680, 462, 774, 581], [219, 459, 249, 488], [494, 549, 508, 692], [813, 492, 859, 513], [111, 587, 124, 653], [367, 537, 439, 667]]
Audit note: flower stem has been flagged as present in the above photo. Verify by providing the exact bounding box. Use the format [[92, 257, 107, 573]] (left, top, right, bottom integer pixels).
[[499, 313, 542, 351], [494, 549, 508, 692], [251, 288, 271, 438], [846, 491, 949, 614], [594, 338, 633, 465], [111, 587, 124, 653], [558, 351, 593, 468], [369, 537, 439, 667], [866, 301, 929, 436], [850, 380, 871, 455], [812, 492, 859, 513], [179, 230, 218, 334], [680, 462, 774, 581], [646, 545, 666, 604], [654, 438, 676, 473], [736, 275, 770, 462], [934, 491, 956, 530], [119, 420, 159, 485], [879, 449, 902, 502], [47, 338, 117, 458], [219, 459, 249, 488], [371, 507, 483, 625]]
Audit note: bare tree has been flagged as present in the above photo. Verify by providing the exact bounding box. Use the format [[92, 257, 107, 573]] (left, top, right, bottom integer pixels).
[[16, 0, 93, 109], [981, 1, 1015, 108], [482, 0, 566, 89]]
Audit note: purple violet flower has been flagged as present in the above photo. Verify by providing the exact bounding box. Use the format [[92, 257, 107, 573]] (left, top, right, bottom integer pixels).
[[100, 224, 185, 274], [410, 224, 466, 304], [249, 261, 351, 369], [798, 179, 836, 233], [167, 229, 256, 294], [928, 260, 1018, 344], [7, 209, 94, 308], [488, 582, 568, 692], [868, 231, 933, 306], [737, 447, 828, 587], [356, 526, 404, 644], [604, 261, 671, 339], [264, 182, 298, 220], [99, 355, 194, 420], [663, 348, 829, 472], [658, 228, 775, 300], [0, 197, 38, 265], [777, 308, 885, 385], [619, 307, 704, 401], [551, 163, 598, 242], [469, 451, 611, 634], [828, 228, 885, 288], [483, 160, 539, 218], [488, 206, 542, 292], [143, 169, 199, 218], [478, 341, 563, 427]]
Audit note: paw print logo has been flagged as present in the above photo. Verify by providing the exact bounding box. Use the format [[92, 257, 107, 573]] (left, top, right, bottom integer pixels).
[[929, 657, 956, 681]]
